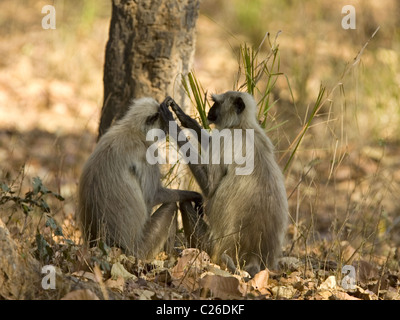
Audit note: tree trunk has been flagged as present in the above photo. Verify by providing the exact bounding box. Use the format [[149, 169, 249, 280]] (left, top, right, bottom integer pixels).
[[98, 0, 200, 138]]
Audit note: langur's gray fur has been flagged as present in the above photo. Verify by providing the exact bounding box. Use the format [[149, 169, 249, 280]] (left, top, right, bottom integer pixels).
[[78, 97, 202, 260], [161, 91, 288, 276]]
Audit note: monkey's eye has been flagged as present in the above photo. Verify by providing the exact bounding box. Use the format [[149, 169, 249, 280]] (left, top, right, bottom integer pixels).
[[146, 112, 159, 125]]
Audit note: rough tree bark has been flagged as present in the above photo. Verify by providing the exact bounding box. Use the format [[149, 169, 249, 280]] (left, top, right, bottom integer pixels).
[[98, 0, 200, 138]]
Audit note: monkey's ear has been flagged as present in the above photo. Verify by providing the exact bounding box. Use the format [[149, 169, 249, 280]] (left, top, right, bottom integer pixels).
[[233, 97, 245, 114]]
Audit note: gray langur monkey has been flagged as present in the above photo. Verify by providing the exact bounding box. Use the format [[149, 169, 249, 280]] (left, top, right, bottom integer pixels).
[[159, 91, 288, 277], [78, 97, 203, 260]]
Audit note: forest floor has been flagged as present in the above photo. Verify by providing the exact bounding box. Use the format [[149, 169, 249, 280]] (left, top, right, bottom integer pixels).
[[0, 1, 399, 300]]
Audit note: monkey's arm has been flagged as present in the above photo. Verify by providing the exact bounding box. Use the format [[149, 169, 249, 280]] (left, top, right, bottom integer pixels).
[[152, 188, 202, 208], [160, 99, 210, 197]]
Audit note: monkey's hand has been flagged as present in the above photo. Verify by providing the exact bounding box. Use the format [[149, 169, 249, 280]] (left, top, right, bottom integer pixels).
[[169, 99, 185, 117], [159, 97, 175, 132], [169, 100, 202, 130]]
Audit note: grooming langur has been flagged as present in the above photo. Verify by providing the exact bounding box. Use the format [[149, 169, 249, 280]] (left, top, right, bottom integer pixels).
[[160, 92, 288, 276], [78, 97, 202, 260]]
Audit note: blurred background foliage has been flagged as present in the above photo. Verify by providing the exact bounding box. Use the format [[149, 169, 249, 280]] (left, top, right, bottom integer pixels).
[[199, 0, 400, 142]]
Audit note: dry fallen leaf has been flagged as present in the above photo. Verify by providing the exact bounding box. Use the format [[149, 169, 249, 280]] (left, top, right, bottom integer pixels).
[[249, 269, 269, 291], [171, 249, 210, 278], [271, 285, 296, 299], [319, 275, 337, 290], [105, 277, 125, 292], [111, 262, 137, 281], [170, 248, 210, 291], [334, 291, 360, 300], [315, 290, 332, 300], [350, 286, 378, 300], [206, 263, 232, 277], [129, 288, 155, 300], [138, 289, 155, 300], [200, 274, 243, 299], [61, 289, 100, 300]]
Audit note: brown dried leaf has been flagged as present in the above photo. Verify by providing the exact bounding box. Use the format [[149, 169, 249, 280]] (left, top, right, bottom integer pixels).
[[319, 275, 337, 290], [271, 285, 296, 299], [200, 274, 243, 299], [315, 290, 332, 300], [61, 289, 100, 300], [206, 263, 232, 277], [172, 274, 199, 292], [105, 276, 125, 292], [111, 262, 137, 281], [349, 286, 378, 300], [170, 249, 210, 291], [334, 291, 361, 300], [171, 249, 210, 279], [248, 269, 269, 291], [136, 289, 155, 300]]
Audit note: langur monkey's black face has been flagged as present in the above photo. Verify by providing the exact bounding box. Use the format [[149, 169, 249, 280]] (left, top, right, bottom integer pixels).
[[207, 94, 246, 127], [207, 99, 220, 124]]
